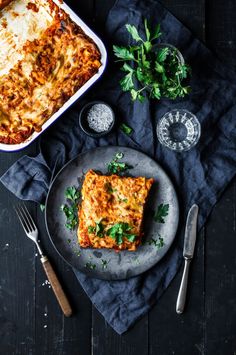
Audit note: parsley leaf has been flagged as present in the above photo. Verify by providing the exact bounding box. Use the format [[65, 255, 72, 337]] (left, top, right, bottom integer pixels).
[[125, 234, 136, 242], [88, 221, 105, 237], [101, 259, 109, 269], [145, 236, 164, 249], [120, 71, 134, 91], [107, 153, 132, 174], [65, 186, 81, 201], [113, 45, 135, 61], [85, 262, 96, 270], [115, 152, 123, 159], [120, 123, 133, 135], [126, 24, 143, 42], [117, 196, 128, 203], [150, 23, 162, 41], [107, 222, 137, 245], [61, 186, 81, 230], [151, 84, 161, 99], [40, 204, 45, 212], [95, 221, 105, 237], [156, 47, 169, 62], [144, 18, 151, 41], [144, 41, 152, 53], [108, 161, 127, 174], [61, 204, 78, 230], [154, 203, 169, 223], [121, 62, 134, 73], [104, 182, 116, 194], [88, 226, 96, 233], [155, 62, 164, 73]]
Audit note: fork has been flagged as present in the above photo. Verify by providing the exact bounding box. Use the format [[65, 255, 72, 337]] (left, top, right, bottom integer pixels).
[[15, 204, 72, 317]]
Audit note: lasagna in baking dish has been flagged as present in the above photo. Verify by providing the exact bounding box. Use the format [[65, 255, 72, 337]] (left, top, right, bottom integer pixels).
[[78, 170, 154, 251], [0, 0, 13, 9], [0, 0, 101, 144]]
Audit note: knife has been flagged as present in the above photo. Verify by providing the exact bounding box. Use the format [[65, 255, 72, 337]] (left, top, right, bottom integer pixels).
[[176, 204, 199, 314]]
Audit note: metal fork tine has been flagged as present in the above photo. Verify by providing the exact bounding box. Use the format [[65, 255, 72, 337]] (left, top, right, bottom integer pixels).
[[14, 206, 30, 234], [22, 204, 36, 231], [20, 205, 33, 232]]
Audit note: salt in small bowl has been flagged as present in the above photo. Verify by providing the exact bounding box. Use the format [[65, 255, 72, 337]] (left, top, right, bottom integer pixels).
[[79, 101, 116, 138]]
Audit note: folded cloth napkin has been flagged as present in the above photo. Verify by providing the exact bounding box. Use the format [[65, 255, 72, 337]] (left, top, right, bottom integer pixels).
[[1, 0, 236, 334]]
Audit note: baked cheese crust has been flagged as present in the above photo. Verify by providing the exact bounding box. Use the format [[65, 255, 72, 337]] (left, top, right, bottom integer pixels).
[[0, 0, 101, 144], [78, 170, 154, 251], [0, 0, 13, 10]]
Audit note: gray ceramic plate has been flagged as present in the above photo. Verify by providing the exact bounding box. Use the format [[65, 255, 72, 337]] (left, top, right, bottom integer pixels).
[[45, 146, 179, 280]]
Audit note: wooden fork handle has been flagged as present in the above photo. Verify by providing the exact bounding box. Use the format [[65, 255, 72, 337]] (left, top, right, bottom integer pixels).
[[40, 256, 72, 317]]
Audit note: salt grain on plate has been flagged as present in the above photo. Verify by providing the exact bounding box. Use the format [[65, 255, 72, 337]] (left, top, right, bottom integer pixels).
[[87, 103, 113, 133]]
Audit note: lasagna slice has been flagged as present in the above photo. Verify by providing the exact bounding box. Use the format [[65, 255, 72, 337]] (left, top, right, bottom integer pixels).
[[78, 170, 154, 251]]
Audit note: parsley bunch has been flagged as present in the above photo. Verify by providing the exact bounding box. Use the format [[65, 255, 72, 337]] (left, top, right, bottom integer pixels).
[[113, 19, 191, 102]]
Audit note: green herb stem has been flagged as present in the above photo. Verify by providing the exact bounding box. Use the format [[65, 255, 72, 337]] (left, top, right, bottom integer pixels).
[[113, 19, 191, 102]]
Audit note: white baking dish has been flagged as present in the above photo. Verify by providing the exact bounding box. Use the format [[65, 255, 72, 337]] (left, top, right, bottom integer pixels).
[[0, 0, 107, 152]]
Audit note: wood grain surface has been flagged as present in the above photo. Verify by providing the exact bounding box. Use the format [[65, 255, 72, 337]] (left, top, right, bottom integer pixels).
[[0, 0, 235, 354]]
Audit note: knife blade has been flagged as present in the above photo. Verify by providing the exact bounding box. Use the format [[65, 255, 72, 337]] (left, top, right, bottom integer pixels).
[[183, 204, 199, 259], [176, 204, 199, 314]]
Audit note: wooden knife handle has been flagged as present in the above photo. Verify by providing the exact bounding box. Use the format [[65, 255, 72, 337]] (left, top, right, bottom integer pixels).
[[41, 256, 72, 317]]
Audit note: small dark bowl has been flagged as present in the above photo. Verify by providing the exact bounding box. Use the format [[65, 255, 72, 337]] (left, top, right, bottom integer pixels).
[[79, 100, 116, 138]]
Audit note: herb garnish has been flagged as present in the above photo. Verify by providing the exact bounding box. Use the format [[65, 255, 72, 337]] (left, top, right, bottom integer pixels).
[[116, 152, 123, 159], [118, 196, 128, 203], [113, 19, 191, 102], [107, 222, 137, 245], [88, 221, 105, 238], [104, 182, 117, 194], [154, 203, 169, 223], [65, 186, 81, 201], [88, 226, 96, 233], [40, 204, 45, 212], [95, 221, 105, 237], [101, 259, 109, 269], [61, 186, 81, 230], [146, 236, 164, 249], [85, 262, 96, 270], [107, 152, 132, 174], [132, 256, 140, 265], [120, 123, 133, 135]]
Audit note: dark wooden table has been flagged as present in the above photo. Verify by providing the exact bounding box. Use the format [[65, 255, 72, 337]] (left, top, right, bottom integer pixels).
[[0, 1, 235, 354]]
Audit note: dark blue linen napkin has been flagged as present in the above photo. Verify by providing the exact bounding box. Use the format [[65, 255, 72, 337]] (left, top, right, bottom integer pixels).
[[1, 0, 236, 334]]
